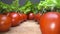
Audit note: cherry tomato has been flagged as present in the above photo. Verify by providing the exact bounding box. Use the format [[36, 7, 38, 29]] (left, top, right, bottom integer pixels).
[[22, 14, 27, 21], [39, 12, 60, 34], [28, 13, 35, 20], [18, 13, 23, 22], [7, 12, 22, 27], [35, 13, 41, 22], [0, 14, 11, 32]]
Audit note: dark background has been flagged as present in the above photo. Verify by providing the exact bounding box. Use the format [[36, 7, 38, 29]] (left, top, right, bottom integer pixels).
[[0, 0, 40, 6]]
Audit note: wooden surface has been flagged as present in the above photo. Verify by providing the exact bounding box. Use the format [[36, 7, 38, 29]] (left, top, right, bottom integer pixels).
[[0, 20, 42, 34]]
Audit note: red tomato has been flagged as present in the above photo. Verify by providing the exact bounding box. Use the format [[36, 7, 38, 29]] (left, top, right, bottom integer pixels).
[[35, 13, 41, 22], [39, 12, 60, 34], [18, 13, 23, 22], [7, 12, 22, 27], [28, 13, 35, 20], [22, 14, 27, 21], [0, 14, 11, 32]]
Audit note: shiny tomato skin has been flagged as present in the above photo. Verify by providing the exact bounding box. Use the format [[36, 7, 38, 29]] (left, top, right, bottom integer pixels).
[[39, 12, 60, 34], [28, 13, 35, 20], [35, 13, 41, 22], [8, 12, 21, 27], [0, 15, 11, 32]]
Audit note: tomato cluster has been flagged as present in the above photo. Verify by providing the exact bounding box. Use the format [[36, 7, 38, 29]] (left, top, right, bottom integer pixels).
[[0, 12, 60, 34], [0, 12, 41, 32], [0, 12, 27, 32]]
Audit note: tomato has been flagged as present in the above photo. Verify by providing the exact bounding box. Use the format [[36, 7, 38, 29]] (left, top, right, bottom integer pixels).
[[7, 12, 22, 27], [18, 13, 23, 22], [28, 13, 35, 20], [0, 14, 11, 32], [22, 14, 27, 21], [39, 12, 60, 34], [35, 13, 41, 22]]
